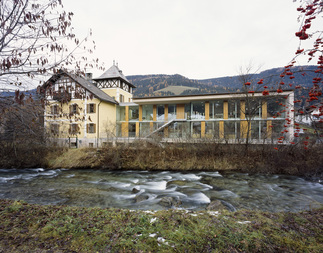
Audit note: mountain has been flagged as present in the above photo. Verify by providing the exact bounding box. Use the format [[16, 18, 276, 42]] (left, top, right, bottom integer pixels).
[[127, 74, 235, 97], [128, 65, 319, 98]]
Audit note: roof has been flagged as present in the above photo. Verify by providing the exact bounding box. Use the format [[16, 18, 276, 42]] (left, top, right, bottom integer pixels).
[[133, 90, 294, 104], [93, 64, 136, 88], [44, 70, 118, 104]]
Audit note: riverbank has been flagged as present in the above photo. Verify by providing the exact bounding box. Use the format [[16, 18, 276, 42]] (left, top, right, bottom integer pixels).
[[0, 199, 322, 252], [47, 143, 323, 180], [1, 142, 322, 179]]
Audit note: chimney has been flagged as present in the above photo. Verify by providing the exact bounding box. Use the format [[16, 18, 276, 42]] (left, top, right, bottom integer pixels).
[[85, 73, 93, 80]]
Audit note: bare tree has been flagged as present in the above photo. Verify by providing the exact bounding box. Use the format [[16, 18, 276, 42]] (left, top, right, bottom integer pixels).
[[0, 0, 101, 89]]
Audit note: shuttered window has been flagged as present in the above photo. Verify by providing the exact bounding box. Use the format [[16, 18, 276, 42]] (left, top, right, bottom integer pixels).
[[51, 104, 59, 115], [69, 123, 79, 135], [69, 104, 78, 115], [50, 124, 59, 135], [87, 123, 96, 134], [87, 103, 96, 113]]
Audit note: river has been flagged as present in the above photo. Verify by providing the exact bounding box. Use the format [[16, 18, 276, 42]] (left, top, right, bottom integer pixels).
[[0, 168, 322, 212]]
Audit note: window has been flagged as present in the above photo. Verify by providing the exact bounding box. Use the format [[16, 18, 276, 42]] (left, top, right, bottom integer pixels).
[[128, 123, 136, 137], [89, 143, 94, 148], [120, 94, 124, 103], [245, 99, 261, 119], [87, 123, 96, 133], [228, 100, 240, 119], [50, 124, 59, 135], [168, 105, 176, 121], [157, 105, 165, 121], [268, 97, 286, 118], [69, 104, 78, 115], [206, 122, 220, 138], [224, 121, 240, 139], [142, 105, 153, 121], [50, 104, 59, 115], [210, 100, 223, 119], [192, 122, 201, 138], [117, 106, 125, 121], [129, 106, 139, 121], [185, 102, 205, 120], [69, 123, 79, 135], [87, 103, 96, 113]]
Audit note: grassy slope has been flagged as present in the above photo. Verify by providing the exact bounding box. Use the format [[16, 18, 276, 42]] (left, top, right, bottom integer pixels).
[[0, 199, 322, 252]]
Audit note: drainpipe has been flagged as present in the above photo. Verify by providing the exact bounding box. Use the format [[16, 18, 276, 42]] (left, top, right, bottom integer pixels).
[[97, 101, 102, 148]]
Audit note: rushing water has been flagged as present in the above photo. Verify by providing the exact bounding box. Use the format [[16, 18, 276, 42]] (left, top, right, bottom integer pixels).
[[0, 168, 322, 212]]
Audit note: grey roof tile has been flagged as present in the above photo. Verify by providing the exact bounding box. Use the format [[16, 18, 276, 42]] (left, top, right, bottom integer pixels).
[[94, 65, 135, 88]]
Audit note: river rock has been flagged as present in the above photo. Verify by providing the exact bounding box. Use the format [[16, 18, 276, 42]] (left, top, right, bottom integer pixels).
[[159, 196, 182, 208], [206, 200, 227, 211], [132, 187, 140, 194], [134, 194, 149, 203]]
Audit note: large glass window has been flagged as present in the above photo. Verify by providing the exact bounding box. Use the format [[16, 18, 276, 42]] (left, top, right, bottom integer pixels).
[[271, 120, 285, 139], [157, 105, 165, 121], [116, 123, 122, 137], [142, 105, 153, 121], [116, 106, 125, 121], [168, 122, 190, 138], [128, 123, 136, 137], [251, 121, 260, 139], [206, 122, 220, 139], [245, 99, 262, 119], [168, 104, 176, 121], [268, 97, 286, 118], [250, 120, 269, 140], [191, 122, 201, 138], [129, 106, 139, 121], [139, 122, 150, 137], [185, 102, 205, 120], [228, 100, 240, 119], [224, 121, 240, 139], [209, 100, 223, 119]]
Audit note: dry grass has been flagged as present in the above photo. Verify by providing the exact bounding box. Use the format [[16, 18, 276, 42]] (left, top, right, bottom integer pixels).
[[1, 141, 322, 180]]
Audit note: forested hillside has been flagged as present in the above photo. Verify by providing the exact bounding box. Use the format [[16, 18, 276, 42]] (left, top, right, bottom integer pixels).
[[128, 65, 318, 98], [127, 74, 235, 97]]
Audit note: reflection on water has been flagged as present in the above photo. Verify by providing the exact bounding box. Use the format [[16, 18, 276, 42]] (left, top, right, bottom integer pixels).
[[0, 168, 322, 212]]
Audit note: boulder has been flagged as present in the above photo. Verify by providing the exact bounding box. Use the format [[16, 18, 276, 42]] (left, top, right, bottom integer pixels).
[[134, 194, 149, 203], [132, 187, 140, 194]]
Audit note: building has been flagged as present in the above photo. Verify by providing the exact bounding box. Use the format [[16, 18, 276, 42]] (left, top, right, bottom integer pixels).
[[43, 64, 295, 147]]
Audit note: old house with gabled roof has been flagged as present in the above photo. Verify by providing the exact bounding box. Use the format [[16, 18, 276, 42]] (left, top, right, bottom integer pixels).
[[43, 63, 295, 147], [43, 63, 134, 147]]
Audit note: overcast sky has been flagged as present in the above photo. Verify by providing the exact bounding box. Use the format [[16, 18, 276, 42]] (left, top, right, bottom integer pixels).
[[62, 0, 320, 80]]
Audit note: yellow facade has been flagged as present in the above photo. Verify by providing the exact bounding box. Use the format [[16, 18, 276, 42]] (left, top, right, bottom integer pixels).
[[102, 88, 133, 103]]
